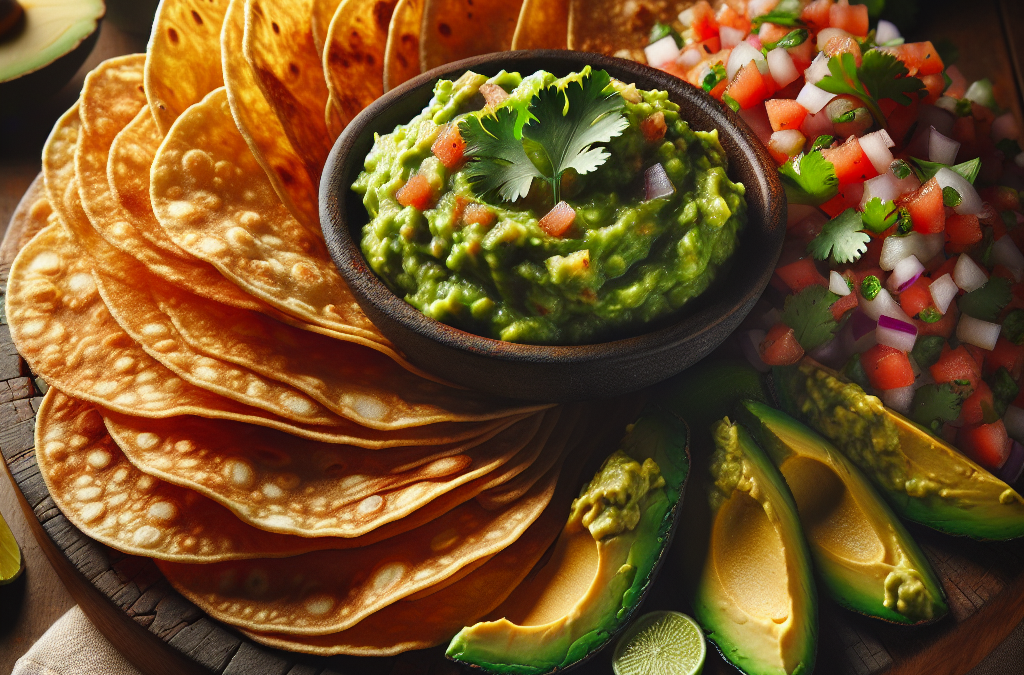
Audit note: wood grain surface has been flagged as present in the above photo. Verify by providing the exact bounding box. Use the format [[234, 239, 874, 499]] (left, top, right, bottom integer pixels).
[[1, 2, 1023, 674]]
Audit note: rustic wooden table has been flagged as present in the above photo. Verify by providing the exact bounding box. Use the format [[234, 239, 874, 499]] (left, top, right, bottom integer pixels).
[[1, 1, 1023, 674]]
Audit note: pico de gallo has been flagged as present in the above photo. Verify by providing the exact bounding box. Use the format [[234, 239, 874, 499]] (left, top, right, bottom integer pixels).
[[645, 0, 1024, 484]]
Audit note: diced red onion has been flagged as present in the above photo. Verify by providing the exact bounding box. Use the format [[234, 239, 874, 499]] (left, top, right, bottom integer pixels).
[[880, 232, 945, 271], [935, 167, 983, 215], [877, 314, 918, 352], [886, 255, 924, 293], [882, 384, 916, 415], [741, 329, 772, 373], [957, 314, 1001, 350], [727, 42, 767, 80], [861, 288, 912, 324], [803, 52, 831, 86], [860, 171, 900, 207], [677, 47, 704, 69], [644, 163, 675, 201], [876, 19, 901, 45], [860, 130, 896, 175], [998, 441, 1024, 484], [720, 25, 746, 49], [850, 309, 876, 340], [816, 27, 852, 51], [953, 254, 988, 292], [796, 82, 835, 114], [928, 273, 959, 314], [929, 128, 961, 165], [739, 104, 774, 146], [829, 270, 851, 296], [767, 47, 800, 87], [918, 105, 957, 136], [992, 236, 1024, 282], [1004, 405, 1024, 444], [992, 112, 1020, 142], [644, 36, 680, 68]]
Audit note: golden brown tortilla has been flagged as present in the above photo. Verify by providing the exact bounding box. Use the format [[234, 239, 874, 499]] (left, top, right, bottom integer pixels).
[[568, 0, 681, 60], [383, 0, 423, 91], [420, 0, 524, 72], [511, 0, 569, 50], [324, 0, 397, 127]]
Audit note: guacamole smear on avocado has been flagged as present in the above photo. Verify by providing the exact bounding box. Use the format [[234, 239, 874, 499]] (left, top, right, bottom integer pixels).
[[353, 67, 747, 344]]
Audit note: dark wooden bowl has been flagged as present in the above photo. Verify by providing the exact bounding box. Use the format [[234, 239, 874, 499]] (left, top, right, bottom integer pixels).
[[320, 50, 785, 402]]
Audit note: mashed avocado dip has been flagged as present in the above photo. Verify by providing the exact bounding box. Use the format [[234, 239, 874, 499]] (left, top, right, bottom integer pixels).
[[353, 67, 747, 344]]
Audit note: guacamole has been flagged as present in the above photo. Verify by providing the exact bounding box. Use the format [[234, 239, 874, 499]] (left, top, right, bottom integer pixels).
[[353, 67, 747, 344]]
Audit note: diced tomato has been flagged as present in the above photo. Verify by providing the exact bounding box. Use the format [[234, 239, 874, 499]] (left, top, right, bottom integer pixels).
[[980, 186, 1022, 212], [945, 65, 968, 98], [801, 0, 833, 29], [690, 1, 718, 42], [920, 73, 946, 104], [775, 258, 828, 293], [538, 201, 576, 237], [760, 322, 804, 366], [930, 344, 982, 389], [829, 0, 868, 35], [987, 337, 1024, 379], [931, 256, 958, 281], [463, 203, 496, 228], [966, 344, 988, 372], [952, 115, 978, 159], [916, 305, 958, 338], [899, 277, 935, 317], [945, 212, 982, 252], [960, 381, 994, 425], [830, 291, 859, 320], [821, 136, 878, 184], [886, 101, 920, 149], [862, 344, 915, 390], [758, 23, 792, 45], [641, 112, 668, 143], [716, 3, 750, 33], [901, 177, 945, 234], [396, 174, 436, 210], [824, 35, 863, 67], [878, 41, 945, 77], [725, 61, 770, 110], [431, 124, 466, 169], [821, 182, 865, 218], [959, 421, 1011, 470], [766, 98, 808, 132], [479, 83, 509, 108]]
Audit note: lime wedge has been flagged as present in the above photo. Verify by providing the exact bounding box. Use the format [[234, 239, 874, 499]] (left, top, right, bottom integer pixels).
[[613, 611, 706, 675], [0, 508, 23, 585]]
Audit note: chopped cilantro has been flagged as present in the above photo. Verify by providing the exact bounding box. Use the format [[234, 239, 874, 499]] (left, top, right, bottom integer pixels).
[[862, 197, 898, 233], [779, 151, 839, 205], [834, 109, 858, 124], [910, 156, 981, 184], [955, 97, 973, 117], [987, 367, 1020, 417], [895, 207, 914, 235], [910, 383, 966, 434], [1002, 210, 1018, 229], [1003, 309, 1024, 345], [911, 335, 947, 368], [781, 285, 840, 351], [462, 69, 628, 204], [764, 29, 808, 51], [997, 138, 1023, 158], [958, 276, 1012, 322], [979, 226, 995, 268], [816, 51, 926, 128], [861, 275, 882, 300], [942, 186, 962, 208], [810, 135, 834, 152], [808, 209, 871, 264], [649, 22, 683, 48], [843, 353, 872, 390], [750, 9, 804, 29], [702, 63, 727, 93], [918, 307, 942, 323], [891, 159, 912, 179], [722, 92, 740, 112]]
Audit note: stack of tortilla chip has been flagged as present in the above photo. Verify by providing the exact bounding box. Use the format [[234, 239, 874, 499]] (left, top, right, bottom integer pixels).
[[4, 0, 647, 657]]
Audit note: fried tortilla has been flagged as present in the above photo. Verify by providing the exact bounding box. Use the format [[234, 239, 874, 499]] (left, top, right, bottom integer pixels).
[[420, 0, 523, 72], [511, 0, 568, 50], [311, 0, 344, 57], [145, 0, 230, 134], [383, 0, 422, 91], [568, 0, 679, 60], [324, 0, 397, 128], [0, 174, 56, 266]]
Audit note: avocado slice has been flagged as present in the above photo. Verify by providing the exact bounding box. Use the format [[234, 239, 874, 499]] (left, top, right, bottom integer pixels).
[[774, 360, 1024, 540], [695, 418, 817, 675], [446, 405, 690, 674], [0, 508, 22, 585], [736, 400, 948, 625]]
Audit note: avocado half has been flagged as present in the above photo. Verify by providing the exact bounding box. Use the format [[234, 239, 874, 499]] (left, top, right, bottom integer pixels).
[[445, 405, 690, 674], [0, 0, 105, 108], [774, 359, 1024, 540], [736, 401, 948, 625], [695, 418, 817, 675]]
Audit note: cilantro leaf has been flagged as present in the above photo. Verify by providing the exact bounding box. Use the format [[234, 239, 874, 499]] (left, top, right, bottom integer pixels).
[[810, 135, 834, 152], [750, 9, 804, 29], [702, 63, 727, 93], [1002, 308, 1024, 345], [523, 69, 628, 203], [816, 51, 925, 128], [649, 22, 683, 48], [808, 209, 871, 264], [910, 383, 965, 434], [911, 335, 947, 369], [779, 151, 839, 205], [958, 276, 1012, 322], [987, 367, 1020, 417], [891, 159, 912, 179], [862, 197, 898, 233], [910, 156, 982, 184], [781, 284, 841, 351], [461, 107, 545, 202], [722, 92, 740, 112], [764, 29, 808, 51]]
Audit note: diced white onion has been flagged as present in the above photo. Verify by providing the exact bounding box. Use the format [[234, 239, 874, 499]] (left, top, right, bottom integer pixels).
[[860, 130, 896, 174], [727, 42, 767, 81], [928, 273, 959, 314], [1004, 405, 1024, 444], [953, 254, 988, 292], [929, 127, 961, 165], [934, 167, 983, 215], [644, 163, 676, 200], [965, 79, 996, 109], [741, 329, 772, 373], [876, 20, 902, 46], [992, 236, 1024, 282], [880, 232, 945, 270], [935, 96, 959, 114], [892, 166, 922, 197], [804, 52, 831, 85], [746, 0, 778, 18], [830, 270, 851, 296], [678, 7, 694, 25], [886, 255, 925, 293], [992, 112, 1020, 142], [883, 385, 916, 414], [767, 47, 800, 87], [644, 36, 681, 68], [796, 82, 835, 114], [677, 47, 704, 68], [816, 27, 852, 52], [769, 130, 807, 159], [860, 288, 912, 324], [877, 315, 918, 353], [720, 25, 746, 49], [860, 172, 900, 208], [957, 314, 1002, 350]]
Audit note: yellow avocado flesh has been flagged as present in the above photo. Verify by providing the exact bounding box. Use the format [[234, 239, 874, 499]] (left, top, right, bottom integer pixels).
[[502, 528, 600, 626], [0, 0, 105, 83]]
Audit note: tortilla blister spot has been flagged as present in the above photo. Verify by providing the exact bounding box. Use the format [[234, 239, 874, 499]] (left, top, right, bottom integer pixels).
[[324, 0, 396, 129], [420, 0, 523, 72], [104, 411, 549, 537], [145, 0, 230, 134], [383, 0, 423, 91]]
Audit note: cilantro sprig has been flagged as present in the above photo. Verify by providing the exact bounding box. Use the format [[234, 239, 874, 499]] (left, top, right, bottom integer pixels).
[[861, 197, 898, 233], [807, 209, 871, 264], [460, 69, 628, 205], [910, 156, 982, 184], [816, 51, 926, 128], [781, 285, 840, 351], [779, 151, 839, 205]]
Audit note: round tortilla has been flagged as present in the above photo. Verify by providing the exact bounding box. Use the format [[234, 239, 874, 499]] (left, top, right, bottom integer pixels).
[[419, 0, 524, 72], [311, 0, 344, 58], [568, 0, 679, 60], [324, 0, 397, 128], [511, 0, 568, 50], [382, 0, 422, 92]]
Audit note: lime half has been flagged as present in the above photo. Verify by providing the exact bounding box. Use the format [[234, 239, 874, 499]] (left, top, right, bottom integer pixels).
[[613, 611, 706, 675], [0, 508, 23, 585]]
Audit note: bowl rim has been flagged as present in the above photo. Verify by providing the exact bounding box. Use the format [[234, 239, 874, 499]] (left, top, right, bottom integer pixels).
[[320, 49, 784, 366]]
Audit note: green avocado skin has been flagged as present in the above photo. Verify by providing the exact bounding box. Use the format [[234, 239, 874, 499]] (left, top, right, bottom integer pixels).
[[445, 405, 690, 675], [735, 401, 949, 625]]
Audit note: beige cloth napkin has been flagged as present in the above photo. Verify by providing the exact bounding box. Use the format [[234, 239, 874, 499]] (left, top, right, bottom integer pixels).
[[11, 605, 1023, 674]]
